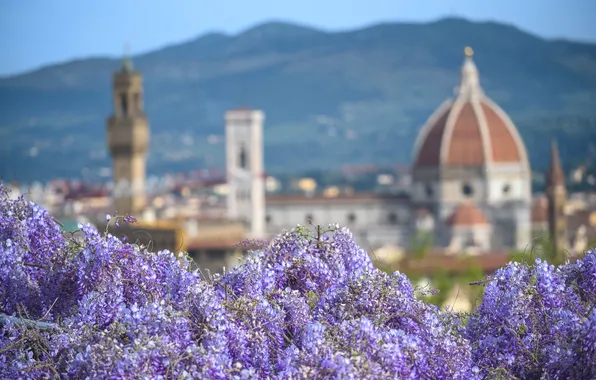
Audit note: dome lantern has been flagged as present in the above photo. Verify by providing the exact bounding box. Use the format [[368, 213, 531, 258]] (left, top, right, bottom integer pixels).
[[412, 47, 529, 169]]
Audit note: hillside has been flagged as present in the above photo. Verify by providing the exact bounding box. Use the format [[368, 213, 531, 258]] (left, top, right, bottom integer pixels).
[[1, 17, 596, 183]]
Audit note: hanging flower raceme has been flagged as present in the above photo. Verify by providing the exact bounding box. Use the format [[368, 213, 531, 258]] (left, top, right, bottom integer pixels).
[[0, 184, 594, 378]]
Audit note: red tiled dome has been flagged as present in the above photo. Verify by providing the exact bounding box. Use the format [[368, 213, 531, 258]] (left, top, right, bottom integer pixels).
[[413, 49, 528, 168], [447, 203, 489, 226]]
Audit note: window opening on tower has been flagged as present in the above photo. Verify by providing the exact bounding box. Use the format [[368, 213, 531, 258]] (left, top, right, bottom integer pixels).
[[120, 93, 128, 116], [239, 146, 247, 169], [133, 93, 141, 113]]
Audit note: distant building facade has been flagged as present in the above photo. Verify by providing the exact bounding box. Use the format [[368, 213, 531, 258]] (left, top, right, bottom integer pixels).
[[265, 194, 413, 249], [102, 56, 248, 273]]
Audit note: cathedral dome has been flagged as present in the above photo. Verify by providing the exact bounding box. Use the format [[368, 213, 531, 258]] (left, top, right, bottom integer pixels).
[[413, 47, 529, 168]]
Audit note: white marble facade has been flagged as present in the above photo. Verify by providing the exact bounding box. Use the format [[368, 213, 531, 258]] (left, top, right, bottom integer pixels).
[[264, 194, 413, 250]]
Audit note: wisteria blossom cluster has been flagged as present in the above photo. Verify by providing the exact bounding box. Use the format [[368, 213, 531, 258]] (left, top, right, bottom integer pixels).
[[0, 185, 594, 379], [468, 255, 596, 378]]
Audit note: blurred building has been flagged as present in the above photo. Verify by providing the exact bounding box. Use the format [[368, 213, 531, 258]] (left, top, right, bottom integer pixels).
[[263, 47, 531, 254], [98, 57, 250, 272], [410, 46, 532, 252], [47, 47, 591, 276], [106, 54, 150, 216], [258, 47, 588, 257], [224, 108, 266, 239], [265, 193, 411, 249]]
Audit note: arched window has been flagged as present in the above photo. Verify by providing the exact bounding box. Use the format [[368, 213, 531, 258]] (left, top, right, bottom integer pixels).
[[388, 212, 398, 224], [120, 93, 128, 116], [502, 184, 511, 195], [236, 189, 251, 201], [465, 233, 477, 248], [425, 184, 433, 197], [347, 213, 356, 223], [239, 146, 247, 169]]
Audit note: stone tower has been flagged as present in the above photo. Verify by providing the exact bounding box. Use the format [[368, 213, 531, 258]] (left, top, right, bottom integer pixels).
[[225, 108, 266, 238], [106, 54, 150, 216], [546, 140, 567, 256]]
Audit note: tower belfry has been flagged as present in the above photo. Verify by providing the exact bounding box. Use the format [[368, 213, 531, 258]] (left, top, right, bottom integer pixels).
[[106, 49, 150, 216], [225, 108, 266, 238]]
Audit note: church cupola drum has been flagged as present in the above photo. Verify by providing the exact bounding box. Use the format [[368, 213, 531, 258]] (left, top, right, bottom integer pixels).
[[106, 53, 150, 216]]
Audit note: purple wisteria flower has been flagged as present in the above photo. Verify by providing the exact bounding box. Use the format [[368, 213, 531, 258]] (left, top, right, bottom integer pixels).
[[1, 183, 594, 379], [467, 254, 596, 378]]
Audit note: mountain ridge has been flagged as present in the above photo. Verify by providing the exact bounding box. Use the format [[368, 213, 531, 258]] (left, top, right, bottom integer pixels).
[[1, 17, 595, 183], [5, 17, 595, 82]]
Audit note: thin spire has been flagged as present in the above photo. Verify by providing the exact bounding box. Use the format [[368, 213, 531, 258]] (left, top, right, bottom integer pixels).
[[121, 42, 134, 73], [548, 140, 565, 185], [458, 46, 482, 98]]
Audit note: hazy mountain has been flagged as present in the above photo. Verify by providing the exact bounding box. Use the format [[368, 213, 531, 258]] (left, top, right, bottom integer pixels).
[[1, 17, 595, 183]]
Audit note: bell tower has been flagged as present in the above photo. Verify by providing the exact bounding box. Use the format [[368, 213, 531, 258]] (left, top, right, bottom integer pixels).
[[546, 140, 567, 258], [106, 52, 150, 216], [225, 108, 266, 238]]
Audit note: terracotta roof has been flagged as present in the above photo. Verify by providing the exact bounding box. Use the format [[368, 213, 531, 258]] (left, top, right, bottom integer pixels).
[[413, 52, 526, 168], [415, 107, 450, 166], [417, 208, 431, 216], [482, 103, 521, 162], [532, 196, 548, 223], [393, 252, 512, 275], [446, 203, 489, 226], [448, 103, 485, 165], [415, 99, 524, 167]]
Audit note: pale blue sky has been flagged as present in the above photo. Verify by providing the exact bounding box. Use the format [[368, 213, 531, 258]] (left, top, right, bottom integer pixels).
[[1, 0, 594, 77]]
